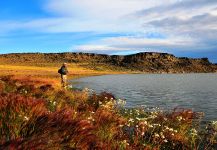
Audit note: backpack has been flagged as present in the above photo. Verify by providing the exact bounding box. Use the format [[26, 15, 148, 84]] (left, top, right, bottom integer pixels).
[[58, 68, 62, 74], [58, 67, 67, 75]]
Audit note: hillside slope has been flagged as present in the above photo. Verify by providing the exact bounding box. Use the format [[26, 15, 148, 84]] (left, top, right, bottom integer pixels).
[[0, 52, 216, 73]]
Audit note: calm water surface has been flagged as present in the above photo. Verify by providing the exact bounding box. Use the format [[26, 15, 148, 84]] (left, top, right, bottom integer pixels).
[[71, 74, 217, 121]]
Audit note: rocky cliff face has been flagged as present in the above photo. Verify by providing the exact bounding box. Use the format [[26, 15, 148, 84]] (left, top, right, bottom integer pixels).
[[112, 53, 215, 73], [0, 52, 216, 73]]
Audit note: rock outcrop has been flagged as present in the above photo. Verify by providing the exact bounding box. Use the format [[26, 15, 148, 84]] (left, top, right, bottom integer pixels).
[[0, 52, 216, 73]]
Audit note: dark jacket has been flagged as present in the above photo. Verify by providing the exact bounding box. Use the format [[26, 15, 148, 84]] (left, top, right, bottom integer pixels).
[[58, 66, 68, 75]]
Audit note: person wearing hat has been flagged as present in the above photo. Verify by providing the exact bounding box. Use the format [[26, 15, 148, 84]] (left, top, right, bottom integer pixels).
[[58, 63, 69, 88]]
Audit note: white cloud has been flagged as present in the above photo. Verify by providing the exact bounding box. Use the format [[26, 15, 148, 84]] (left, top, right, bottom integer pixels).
[[1, 0, 217, 54], [74, 44, 125, 51], [74, 35, 198, 53], [45, 0, 166, 20], [44, 0, 217, 52]]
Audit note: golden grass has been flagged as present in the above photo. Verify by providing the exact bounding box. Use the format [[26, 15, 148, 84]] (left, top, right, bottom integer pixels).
[[0, 63, 127, 89], [0, 64, 96, 75]]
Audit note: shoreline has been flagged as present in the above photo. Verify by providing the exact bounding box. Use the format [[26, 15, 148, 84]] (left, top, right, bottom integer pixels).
[[71, 73, 217, 122]]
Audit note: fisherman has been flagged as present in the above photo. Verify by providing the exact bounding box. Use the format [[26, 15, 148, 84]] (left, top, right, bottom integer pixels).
[[58, 63, 69, 88]]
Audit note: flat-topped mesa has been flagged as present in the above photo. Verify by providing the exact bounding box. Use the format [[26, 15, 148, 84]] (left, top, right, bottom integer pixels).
[[121, 52, 177, 63], [117, 52, 214, 73], [0, 52, 216, 73]]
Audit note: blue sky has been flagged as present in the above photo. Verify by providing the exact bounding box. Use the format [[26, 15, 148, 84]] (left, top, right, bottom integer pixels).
[[0, 0, 217, 62]]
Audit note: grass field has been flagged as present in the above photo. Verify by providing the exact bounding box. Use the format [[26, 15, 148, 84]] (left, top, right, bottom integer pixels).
[[0, 63, 127, 88]]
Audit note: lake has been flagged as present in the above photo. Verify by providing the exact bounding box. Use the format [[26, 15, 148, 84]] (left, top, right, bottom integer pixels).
[[71, 73, 217, 122]]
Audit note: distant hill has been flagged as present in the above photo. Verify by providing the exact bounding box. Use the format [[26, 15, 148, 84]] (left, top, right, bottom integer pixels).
[[0, 52, 216, 73]]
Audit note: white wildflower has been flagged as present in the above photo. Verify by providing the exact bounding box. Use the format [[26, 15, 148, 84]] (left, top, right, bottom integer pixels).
[[212, 121, 217, 125], [24, 116, 29, 121], [129, 118, 134, 122], [154, 133, 160, 137], [160, 132, 165, 139], [190, 128, 198, 136], [87, 117, 93, 120], [148, 124, 153, 128], [164, 118, 168, 121], [177, 116, 183, 121], [169, 128, 174, 132], [117, 99, 126, 106], [136, 117, 141, 121]]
